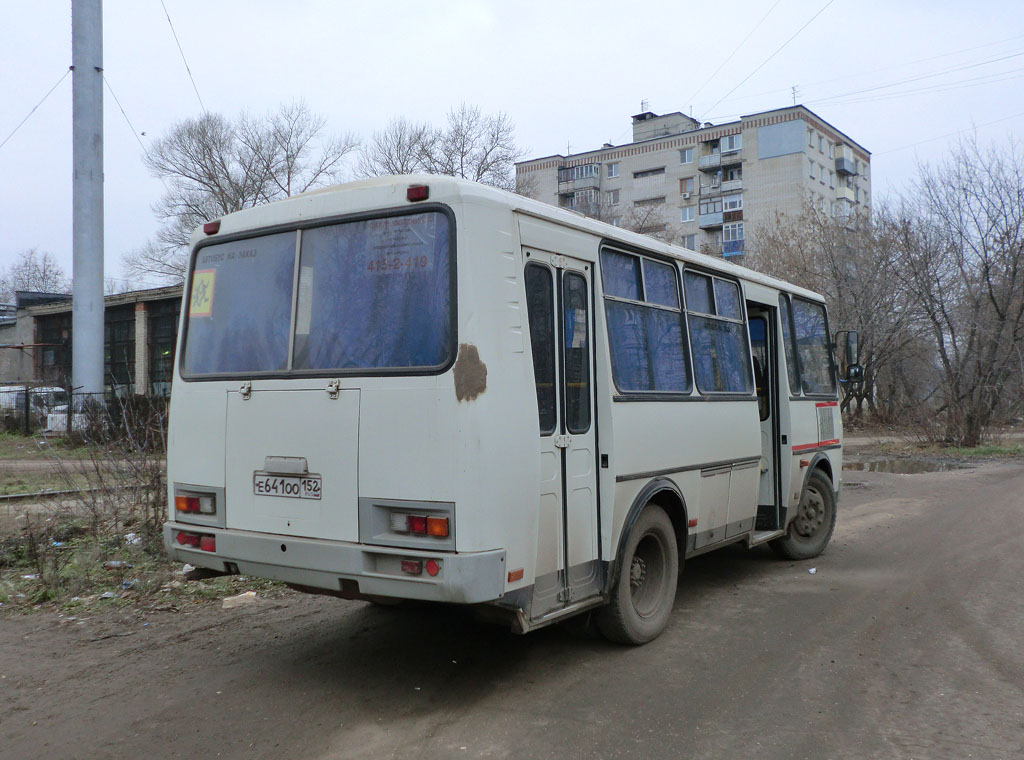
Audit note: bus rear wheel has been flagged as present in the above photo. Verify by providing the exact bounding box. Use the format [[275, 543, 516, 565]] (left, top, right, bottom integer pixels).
[[771, 470, 837, 560], [597, 504, 678, 645]]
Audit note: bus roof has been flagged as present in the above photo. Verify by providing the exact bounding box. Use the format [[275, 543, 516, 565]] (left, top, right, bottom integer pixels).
[[191, 174, 825, 304]]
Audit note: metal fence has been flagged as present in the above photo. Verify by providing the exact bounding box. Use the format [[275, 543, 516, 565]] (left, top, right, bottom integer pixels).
[[0, 385, 68, 434]]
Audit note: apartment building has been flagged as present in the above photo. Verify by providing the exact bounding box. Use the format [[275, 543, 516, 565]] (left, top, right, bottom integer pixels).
[[515, 105, 871, 258]]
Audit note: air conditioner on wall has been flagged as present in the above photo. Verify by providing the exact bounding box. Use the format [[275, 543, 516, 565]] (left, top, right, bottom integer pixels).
[[682, 192, 691, 199]]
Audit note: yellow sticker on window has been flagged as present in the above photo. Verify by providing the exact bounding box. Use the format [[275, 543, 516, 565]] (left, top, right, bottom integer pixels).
[[190, 269, 215, 317]]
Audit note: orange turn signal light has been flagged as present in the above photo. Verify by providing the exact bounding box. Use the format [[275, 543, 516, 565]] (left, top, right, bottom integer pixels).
[[426, 516, 449, 537]]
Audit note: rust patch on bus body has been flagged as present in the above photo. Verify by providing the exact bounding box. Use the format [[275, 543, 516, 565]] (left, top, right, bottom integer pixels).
[[453, 343, 487, 402]]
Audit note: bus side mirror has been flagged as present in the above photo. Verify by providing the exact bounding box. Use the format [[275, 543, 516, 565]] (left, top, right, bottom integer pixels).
[[834, 330, 863, 383]]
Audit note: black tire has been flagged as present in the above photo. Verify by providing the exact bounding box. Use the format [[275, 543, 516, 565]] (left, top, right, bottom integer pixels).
[[597, 504, 678, 645], [771, 470, 837, 560]]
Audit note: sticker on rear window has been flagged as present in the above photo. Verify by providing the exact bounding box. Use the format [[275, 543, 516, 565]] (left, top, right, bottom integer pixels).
[[190, 269, 216, 317]]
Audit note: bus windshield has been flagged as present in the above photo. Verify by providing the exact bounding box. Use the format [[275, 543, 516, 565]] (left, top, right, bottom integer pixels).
[[182, 210, 453, 376]]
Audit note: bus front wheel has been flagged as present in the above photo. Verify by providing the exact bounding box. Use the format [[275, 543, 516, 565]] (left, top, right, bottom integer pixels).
[[771, 470, 837, 560], [597, 504, 678, 645]]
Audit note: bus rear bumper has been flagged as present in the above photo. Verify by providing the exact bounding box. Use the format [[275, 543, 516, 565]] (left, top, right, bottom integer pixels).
[[163, 523, 506, 604]]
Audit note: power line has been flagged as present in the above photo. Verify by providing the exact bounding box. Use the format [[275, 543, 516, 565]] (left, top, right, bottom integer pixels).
[[685, 0, 783, 106], [159, 0, 206, 113], [102, 74, 148, 156], [702, 0, 836, 119], [807, 49, 1024, 107], [707, 32, 1024, 107], [875, 111, 1024, 156], [0, 68, 72, 153]]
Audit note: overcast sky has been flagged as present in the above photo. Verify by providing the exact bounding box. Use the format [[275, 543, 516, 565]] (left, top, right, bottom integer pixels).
[[2, 0, 1023, 287]]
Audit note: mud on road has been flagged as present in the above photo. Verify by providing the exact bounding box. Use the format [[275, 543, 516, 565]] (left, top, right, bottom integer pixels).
[[2, 460, 1023, 760]]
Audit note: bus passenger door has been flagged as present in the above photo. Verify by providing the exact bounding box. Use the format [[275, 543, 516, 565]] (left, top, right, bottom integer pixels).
[[524, 250, 600, 620], [748, 307, 781, 530]]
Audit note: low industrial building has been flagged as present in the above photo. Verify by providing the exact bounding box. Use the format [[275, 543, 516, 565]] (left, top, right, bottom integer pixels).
[[0, 286, 182, 397]]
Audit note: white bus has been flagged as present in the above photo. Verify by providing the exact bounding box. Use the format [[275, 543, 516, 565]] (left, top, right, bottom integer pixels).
[[165, 175, 860, 644]]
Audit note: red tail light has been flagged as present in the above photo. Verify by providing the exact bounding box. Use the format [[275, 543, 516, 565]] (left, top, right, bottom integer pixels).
[[406, 185, 429, 202], [203, 220, 221, 235], [175, 531, 200, 547], [199, 536, 216, 552], [425, 559, 441, 577], [407, 516, 428, 535], [175, 496, 200, 513], [401, 559, 422, 575]]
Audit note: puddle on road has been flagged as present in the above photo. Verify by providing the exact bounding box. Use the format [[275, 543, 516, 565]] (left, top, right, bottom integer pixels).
[[843, 459, 971, 474]]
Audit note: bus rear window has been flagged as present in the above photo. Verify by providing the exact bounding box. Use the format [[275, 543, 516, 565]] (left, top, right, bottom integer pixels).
[[181, 210, 453, 376], [182, 232, 296, 375], [293, 212, 452, 371]]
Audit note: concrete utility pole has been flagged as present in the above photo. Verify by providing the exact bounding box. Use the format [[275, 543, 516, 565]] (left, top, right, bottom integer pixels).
[[72, 0, 105, 397]]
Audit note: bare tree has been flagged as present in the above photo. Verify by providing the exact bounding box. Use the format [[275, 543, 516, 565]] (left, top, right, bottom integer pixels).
[[358, 104, 522, 192], [127, 102, 358, 282], [357, 117, 431, 177], [889, 136, 1024, 445], [748, 205, 924, 421], [0, 248, 69, 302]]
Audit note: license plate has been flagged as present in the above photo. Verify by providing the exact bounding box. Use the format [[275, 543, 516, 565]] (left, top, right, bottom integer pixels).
[[253, 473, 322, 500]]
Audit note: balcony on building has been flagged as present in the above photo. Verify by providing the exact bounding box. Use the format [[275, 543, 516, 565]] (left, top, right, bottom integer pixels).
[[722, 240, 745, 258], [835, 185, 856, 203], [835, 146, 857, 176], [698, 211, 724, 229], [699, 180, 722, 196], [719, 150, 742, 168], [698, 153, 721, 172], [720, 178, 742, 193], [557, 164, 602, 194]]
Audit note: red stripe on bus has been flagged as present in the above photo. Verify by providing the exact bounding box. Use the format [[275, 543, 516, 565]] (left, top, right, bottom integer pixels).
[[792, 439, 841, 452], [815, 401, 838, 408]]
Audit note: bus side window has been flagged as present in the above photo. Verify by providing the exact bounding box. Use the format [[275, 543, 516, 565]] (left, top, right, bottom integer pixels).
[[791, 298, 836, 395], [778, 294, 801, 395], [684, 272, 752, 394], [748, 317, 769, 420], [563, 272, 591, 434], [525, 264, 557, 435]]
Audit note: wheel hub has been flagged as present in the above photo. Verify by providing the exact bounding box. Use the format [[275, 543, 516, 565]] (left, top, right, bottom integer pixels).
[[795, 488, 826, 537], [630, 556, 647, 588]]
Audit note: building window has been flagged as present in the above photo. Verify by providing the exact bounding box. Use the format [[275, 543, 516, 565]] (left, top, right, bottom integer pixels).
[[722, 193, 742, 211], [828, 142, 835, 159], [680, 206, 695, 223], [722, 134, 742, 152], [828, 170, 834, 188], [818, 135, 824, 153], [607, 162, 619, 178], [680, 148, 694, 164], [723, 221, 744, 243], [611, 218, 622, 227], [820, 164, 827, 183], [809, 159, 816, 180], [808, 129, 815, 148], [680, 177, 694, 194], [633, 167, 666, 180], [699, 198, 723, 215], [605, 189, 620, 206], [682, 234, 696, 249], [724, 167, 742, 182]]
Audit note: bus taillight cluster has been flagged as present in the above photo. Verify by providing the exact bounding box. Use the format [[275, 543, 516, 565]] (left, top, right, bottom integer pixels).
[[175, 530, 216, 552]]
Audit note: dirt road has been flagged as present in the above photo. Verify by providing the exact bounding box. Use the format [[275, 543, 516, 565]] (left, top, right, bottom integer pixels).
[[2, 461, 1023, 759]]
